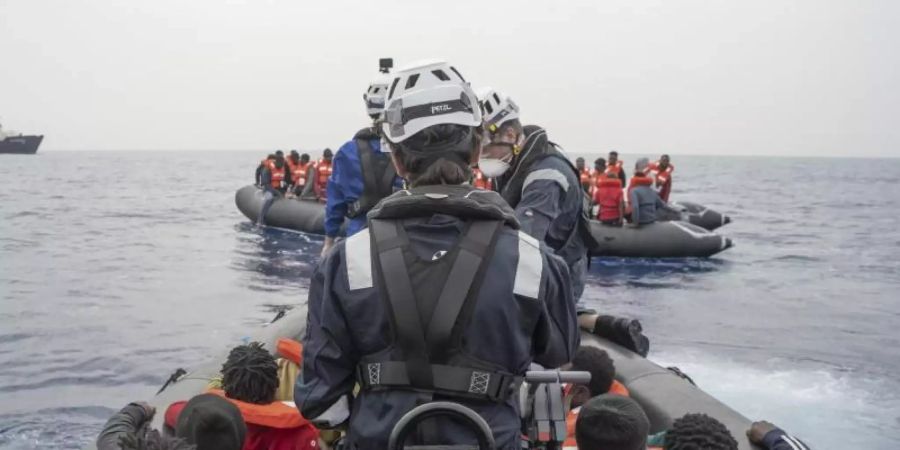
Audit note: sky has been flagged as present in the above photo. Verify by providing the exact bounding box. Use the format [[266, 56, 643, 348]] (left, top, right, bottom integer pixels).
[[1, 0, 898, 157]]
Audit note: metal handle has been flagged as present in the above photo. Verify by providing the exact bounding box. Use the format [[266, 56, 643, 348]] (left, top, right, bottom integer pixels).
[[388, 402, 495, 450]]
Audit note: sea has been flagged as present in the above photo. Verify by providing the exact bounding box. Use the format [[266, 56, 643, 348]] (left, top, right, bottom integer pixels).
[[1, 151, 898, 449]]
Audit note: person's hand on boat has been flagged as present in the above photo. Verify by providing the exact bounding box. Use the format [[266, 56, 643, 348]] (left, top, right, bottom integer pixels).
[[747, 420, 779, 444], [321, 237, 335, 257], [589, 314, 650, 357]]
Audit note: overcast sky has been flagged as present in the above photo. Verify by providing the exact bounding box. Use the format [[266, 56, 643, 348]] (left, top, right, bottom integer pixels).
[[1, 0, 898, 156]]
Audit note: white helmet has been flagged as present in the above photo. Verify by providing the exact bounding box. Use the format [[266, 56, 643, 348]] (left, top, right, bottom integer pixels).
[[381, 59, 481, 143], [476, 87, 520, 133], [364, 73, 391, 118]]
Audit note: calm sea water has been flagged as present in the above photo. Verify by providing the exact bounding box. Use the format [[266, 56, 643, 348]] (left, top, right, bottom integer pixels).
[[1, 151, 898, 449]]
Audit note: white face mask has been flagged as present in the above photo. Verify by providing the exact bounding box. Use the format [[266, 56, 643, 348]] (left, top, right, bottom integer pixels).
[[478, 158, 511, 178]]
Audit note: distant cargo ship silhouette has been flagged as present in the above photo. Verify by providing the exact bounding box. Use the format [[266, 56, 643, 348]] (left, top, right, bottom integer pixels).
[[0, 122, 43, 154]]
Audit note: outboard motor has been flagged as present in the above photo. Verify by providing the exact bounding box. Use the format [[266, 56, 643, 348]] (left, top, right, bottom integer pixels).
[[388, 402, 495, 450], [521, 370, 592, 450]]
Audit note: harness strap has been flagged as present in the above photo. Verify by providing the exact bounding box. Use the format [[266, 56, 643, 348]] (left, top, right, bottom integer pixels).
[[357, 361, 521, 402], [348, 139, 397, 218]]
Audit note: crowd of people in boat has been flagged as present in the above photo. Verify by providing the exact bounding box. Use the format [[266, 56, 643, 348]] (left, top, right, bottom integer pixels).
[[100, 59, 808, 450]]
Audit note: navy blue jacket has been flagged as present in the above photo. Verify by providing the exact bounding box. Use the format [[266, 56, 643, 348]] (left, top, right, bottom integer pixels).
[[296, 187, 579, 450]]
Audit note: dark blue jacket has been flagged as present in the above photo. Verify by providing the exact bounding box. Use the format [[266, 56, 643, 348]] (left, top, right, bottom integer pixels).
[[296, 186, 579, 450], [324, 131, 402, 238], [497, 126, 589, 302]]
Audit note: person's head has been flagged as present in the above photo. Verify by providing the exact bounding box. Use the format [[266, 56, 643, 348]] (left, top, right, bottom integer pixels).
[[594, 158, 607, 173], [300, 153, 310, 164], [659, 154, 670, 168], [568, 347, 616, 409], [608, 151, 619, 164], [575, 394, 650, 450], [576, 157, 585, 171], [118, 430, 196, 450], [175, 394, 246, 450], [634, 157, 650, 176], [275, 150, 284, 158], [322, 148, 333, 162], [266, 153, 276, 161], [664, 413, 738, 450], [289, 150, 299, 162], [364, 72, 391, 121], [380, 60, 482, 187], [477, 87, 524, 178], [221, 341, 278, 405]]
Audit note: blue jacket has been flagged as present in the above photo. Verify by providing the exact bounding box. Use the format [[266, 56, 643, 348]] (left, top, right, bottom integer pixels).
[[324, 131, 402, 238], [296, 187, 579, 450]]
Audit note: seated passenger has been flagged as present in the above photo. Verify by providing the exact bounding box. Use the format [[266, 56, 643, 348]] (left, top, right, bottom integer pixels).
[[97, 396, 245, 450], [576, 157, 592, 193], [574, 394, 650, 450], [564, 347, 631, 449], [257, 157, 287, 226], [165, 342, 319, 450], [592, 159, 625, 226], [649, 413, 811, 450], [627, 158, 678, 226]]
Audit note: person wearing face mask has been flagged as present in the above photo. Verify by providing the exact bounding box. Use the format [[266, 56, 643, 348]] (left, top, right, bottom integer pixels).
[[477, 88, 649, 357]]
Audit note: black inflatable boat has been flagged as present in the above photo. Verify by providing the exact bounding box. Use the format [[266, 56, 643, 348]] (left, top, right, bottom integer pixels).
[[88, 306, 761, 450], [235, 185, 732, 258]]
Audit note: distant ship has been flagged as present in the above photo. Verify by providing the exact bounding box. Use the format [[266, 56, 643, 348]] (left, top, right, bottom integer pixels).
[[0, 122, 43, 154]]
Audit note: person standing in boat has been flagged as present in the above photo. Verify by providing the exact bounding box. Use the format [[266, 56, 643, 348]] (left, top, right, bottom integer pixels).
[[606, 150, 626, 187], [592, 158, 626, 226], [295, 60, 579, 450], [318, 69, 404, 256], [477, 88, 648, 356], [286, 150, 312, 197], [647, 154, 674, 203], [576, 157, 593, 193]]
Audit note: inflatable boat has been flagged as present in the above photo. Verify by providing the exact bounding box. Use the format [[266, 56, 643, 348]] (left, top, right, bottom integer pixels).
[[235, 185, 732, 258], [659, 201, 732, 231], [89, 306, 761, 450]]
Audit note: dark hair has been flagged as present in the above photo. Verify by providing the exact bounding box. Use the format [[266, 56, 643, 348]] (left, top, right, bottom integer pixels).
[[323, 148, 333, 158], [266, 154, 276, 160], [275, 150, 284, 157], [301, 153, 310, 162], [119, 430, 195, 450], [391, 124, 478, 187], [609, 150, 619, 157], [664, 413, 738, 450], [594, 158, 606, 169], [576, 157, 585, 163], [570, 347, 615, 396], [575, 394, 649, 450], [494, 119, 523, 137], [221, 342, 278, 404]]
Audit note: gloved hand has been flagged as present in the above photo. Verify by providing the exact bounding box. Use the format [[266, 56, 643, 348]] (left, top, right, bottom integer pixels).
[[591, 315, 650, 357]]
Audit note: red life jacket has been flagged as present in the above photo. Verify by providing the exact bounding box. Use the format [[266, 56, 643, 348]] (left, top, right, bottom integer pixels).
[[276, 338, 303, 365], [648, 161, 674, 202], [624, 175, 654, 214], [165, 392, 320, 450], [472, 168, 493, 190], [594, 177, 624, 222], [270, 164, 286, 189]]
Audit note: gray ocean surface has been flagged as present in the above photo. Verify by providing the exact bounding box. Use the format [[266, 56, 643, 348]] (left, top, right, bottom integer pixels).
[[1, 151, 898, 449]]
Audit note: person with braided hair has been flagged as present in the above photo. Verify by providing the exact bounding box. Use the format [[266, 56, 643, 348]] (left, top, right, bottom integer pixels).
[[165, 342, 319, 450], [649, 413, 811, 450]]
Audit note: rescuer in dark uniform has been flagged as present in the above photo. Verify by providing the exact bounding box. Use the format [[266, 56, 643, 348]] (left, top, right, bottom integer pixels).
[[295, 60, 580, 450]]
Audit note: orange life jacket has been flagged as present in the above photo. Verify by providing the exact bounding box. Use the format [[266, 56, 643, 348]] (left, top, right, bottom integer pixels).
[[287, 160, 310, 186], [562, 381, 631, 449], [605, 160, 624, 177], [276, 338, 303, 365], [472, 168, 493, 190], [206, 389, 309, 429], [648, 161, 674, 202], [579, 168, 593, 190], [594, 177, 625, 222], [315, 159, 332, 190], [270, 164, 286, 189]]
